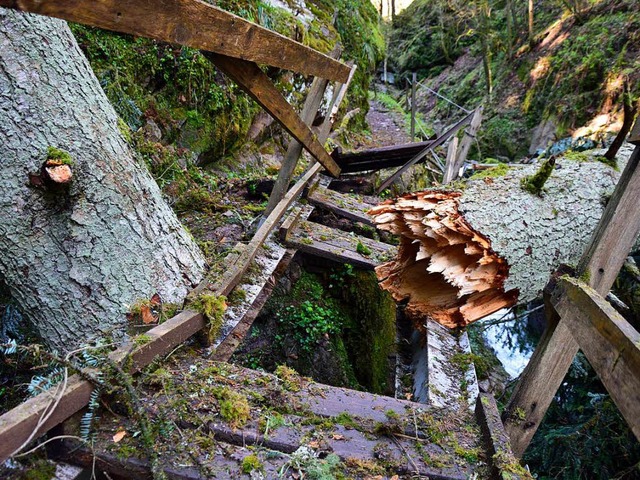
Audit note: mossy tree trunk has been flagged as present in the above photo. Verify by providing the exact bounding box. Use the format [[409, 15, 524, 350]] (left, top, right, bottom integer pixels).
[[0, 10, 206, 351]]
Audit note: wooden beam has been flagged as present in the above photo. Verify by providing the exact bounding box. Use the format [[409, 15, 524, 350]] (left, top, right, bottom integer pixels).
[[285, 219, 396, 270], [214, 163, 323, 298], [0, 310, 204, 462], [442, 136, 460, 184], [376, 111, 474, 193], [0, 0, 351, 83], [552, 277, 640, 440], [307, 186, 374, 225], [207, 53, 340, 177], [450, 106, 483, 182], [503, 144, 640, 456]]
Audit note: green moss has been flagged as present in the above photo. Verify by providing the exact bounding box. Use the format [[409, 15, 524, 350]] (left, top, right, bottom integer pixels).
[[191, 294, 227, 342], [46, 146, 74, 165], [579, 268, 591, 284], [356, 241, 372, 256], [117, 117, 133, 144], [520, 157, 555, 195], [241, 453, 263, 474], [213, 386, 250, 428], [595, 155, 618, 170], [133, 334, 152, 347], [228, 288, 247, 305], [20, 459, 56, 480], [335, 412, 358, 429], [470, 163, 511, 180], [275, 364, 305, 392]]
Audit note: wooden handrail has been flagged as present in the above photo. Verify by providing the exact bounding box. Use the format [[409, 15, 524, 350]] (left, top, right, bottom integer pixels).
[[0, 0, 351, 83]]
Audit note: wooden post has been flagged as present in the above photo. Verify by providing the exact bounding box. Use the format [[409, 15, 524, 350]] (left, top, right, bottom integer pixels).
[[449, 106, 482, 180], [442, 137, 459, 184], [411, 72, 417, 142], [263, 74, 332, 216], [503, 131, 640, 456]]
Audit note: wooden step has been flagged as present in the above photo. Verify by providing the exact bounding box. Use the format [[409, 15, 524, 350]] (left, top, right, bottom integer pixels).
[[285, 219, 396, 270], [53, 361, 488, 480], [307, 185, 374, 225]]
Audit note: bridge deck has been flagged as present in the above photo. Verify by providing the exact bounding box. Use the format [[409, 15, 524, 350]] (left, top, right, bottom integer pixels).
[[52, 355, 508, 479]]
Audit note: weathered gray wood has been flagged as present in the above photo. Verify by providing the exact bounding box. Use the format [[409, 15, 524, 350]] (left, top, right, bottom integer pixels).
[[0, 0, 351, 82], [411, 72, 417, 141], [307, 186, 374, 225], [553, 278, 640, 440], [450, 107, 483, 182], [476, 393, 529, 480], [286, 220, 396, 270], [442, 136, 460, 184], [376, 111, 474, 193], [207, 53, 340, 177], [503, 144, 640, 456]]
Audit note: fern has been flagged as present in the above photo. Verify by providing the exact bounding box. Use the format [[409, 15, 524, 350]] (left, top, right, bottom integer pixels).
[[27, 367, 65, 396], [80, 388, 101, 441]]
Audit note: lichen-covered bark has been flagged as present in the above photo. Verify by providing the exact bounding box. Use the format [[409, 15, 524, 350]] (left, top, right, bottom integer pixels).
[[0, 10, 206, 351], [371, 151, 624, 328], [460, 157, 620, 303]]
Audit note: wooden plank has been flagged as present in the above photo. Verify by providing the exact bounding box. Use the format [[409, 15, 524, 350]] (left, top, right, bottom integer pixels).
[[442, 136, 460, 184], [0, 310, 204, 463], [552, 277, 640, 440], [213, 164, 323, 298], [503, 144, 640, 456], [476, 393, 530, 480], [286, 220, 395, 270], [0, 0, 351, 83], [307, 186, 374, 225], [449, 107, 483, 182], [207, 53, 340, 177], [334, 139, 438, 164], [376, 111, 474, 193]]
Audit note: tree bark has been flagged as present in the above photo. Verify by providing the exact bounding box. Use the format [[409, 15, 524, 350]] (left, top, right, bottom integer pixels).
[[0, 9, 206, 351], [370, 154, 624, 329]]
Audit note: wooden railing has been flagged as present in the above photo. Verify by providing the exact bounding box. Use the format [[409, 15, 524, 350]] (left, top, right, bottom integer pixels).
[[0, 0, 346, 177], [503, 119, 640, 456]]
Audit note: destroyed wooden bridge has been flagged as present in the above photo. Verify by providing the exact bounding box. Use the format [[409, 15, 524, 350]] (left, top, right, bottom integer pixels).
[[1, 1, 639, 478]]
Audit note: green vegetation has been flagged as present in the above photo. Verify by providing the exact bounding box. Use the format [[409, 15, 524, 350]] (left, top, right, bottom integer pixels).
[[241, 453, 263, 474], [388, 0, 640, 160], [356, 241, 372, 256], [520, 157, 555, 195], [470, 163, 511, 180], [213, 387, 251, 428], [46, 146, 74, 165], [190, 294, 227, 342]]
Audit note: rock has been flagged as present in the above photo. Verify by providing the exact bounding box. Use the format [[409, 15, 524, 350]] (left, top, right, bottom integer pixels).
[[529, 118, 557, 155], [142, 118, 162, 142]]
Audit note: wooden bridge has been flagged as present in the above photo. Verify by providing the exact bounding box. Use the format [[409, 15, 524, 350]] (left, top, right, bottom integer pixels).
[[1, 1, 639, 478]]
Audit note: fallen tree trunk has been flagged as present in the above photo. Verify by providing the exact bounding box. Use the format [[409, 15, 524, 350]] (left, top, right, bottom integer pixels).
[[370, 153, 624, 329]]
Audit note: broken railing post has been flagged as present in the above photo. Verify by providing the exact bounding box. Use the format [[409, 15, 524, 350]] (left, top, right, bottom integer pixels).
[[411, 72, 417, 141], [502, 127, 640, 457]]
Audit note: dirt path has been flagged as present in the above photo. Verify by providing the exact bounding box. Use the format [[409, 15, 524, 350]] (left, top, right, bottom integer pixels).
[[361, 91, 412, 149]]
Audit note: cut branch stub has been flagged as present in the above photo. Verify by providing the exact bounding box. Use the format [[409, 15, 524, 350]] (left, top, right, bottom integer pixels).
[[370, 190, 518, 329]]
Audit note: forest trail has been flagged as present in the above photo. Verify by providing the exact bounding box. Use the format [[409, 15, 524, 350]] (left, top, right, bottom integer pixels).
[[359, 89, 412, 149]]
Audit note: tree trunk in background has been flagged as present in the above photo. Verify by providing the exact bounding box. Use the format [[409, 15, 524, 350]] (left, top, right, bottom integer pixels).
[[0, 10, 206, 351], [528, 0, 534, 47], [371, 154, 625, 329]]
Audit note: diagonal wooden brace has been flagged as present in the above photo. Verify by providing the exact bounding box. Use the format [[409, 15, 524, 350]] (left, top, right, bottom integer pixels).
[[208, 53, 341, 178]]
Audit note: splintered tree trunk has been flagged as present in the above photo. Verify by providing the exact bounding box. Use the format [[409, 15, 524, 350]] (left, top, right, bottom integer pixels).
[[0, 10, 206, 351], [370, 155, 624, 329]]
